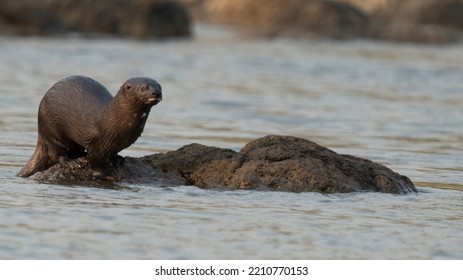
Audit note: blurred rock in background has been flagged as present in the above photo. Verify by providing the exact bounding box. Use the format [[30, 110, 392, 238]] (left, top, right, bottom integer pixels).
[[182, 0, 463, 43], [0, 0, 65, 35], [1, 0, 462, 43], [345, 0, 463, 43], [183, 0, 371, 39], [0, 0, 191, 39]]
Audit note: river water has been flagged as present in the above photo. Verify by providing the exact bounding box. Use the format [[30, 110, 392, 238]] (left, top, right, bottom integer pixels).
[[0, 25, 462, 259]]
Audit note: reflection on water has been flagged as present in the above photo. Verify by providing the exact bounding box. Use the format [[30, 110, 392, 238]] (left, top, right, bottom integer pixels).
[[0, 25, 462, 259]]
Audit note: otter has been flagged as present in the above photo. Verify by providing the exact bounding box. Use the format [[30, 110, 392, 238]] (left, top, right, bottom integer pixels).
[[17, 75, 162, 179]]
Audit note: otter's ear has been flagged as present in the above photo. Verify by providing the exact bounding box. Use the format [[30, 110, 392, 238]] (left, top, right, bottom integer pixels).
[[125, 83, 131, 91]]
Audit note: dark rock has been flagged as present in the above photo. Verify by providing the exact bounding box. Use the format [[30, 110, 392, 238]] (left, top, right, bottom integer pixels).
[[44, 0, 191, 39], [0, 0, 65, 35], [0, 0, 191, 39], [31, 135, 417, 194]]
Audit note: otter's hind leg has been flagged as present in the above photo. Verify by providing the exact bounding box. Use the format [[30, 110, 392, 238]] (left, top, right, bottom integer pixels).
[[85, 149, 109, 180], [108, 154, 125, 168]]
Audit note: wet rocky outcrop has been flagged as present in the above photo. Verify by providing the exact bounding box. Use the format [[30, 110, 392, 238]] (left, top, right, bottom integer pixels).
[[32, 135, 417, 194], [183, 0, 463, 43], [0, 0, 191, 39]]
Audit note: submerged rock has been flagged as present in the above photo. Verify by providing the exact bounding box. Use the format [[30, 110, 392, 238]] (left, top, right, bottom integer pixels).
[[32, 135, 416, 194]]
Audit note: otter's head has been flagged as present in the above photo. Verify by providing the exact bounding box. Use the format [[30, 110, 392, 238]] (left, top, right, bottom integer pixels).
[[120, 77, 162, 107]]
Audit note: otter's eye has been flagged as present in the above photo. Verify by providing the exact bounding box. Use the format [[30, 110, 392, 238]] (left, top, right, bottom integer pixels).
[[125, 83, 131, 90], [142, 85, 149, 91]]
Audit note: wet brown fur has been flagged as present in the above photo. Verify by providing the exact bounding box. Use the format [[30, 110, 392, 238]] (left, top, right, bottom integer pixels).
[[18, 75, 162, 178]]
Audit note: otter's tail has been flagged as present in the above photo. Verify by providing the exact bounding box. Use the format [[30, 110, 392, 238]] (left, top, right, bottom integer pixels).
[[17, 137, 54, 177]]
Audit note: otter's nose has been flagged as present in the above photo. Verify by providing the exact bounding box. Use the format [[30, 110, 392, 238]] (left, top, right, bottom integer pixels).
[[143, 84, 162, 102], [152, 89, 162, 101]]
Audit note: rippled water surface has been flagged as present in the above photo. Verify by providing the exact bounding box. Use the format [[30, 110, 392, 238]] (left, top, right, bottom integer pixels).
[[1, 25, 462, 259]]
